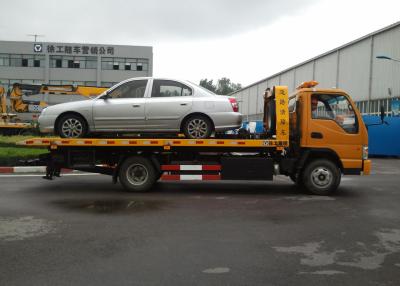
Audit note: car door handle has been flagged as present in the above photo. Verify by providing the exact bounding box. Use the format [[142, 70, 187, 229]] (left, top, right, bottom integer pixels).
[[132, 104, 141, 108], [180, 103, 188, 106], [311, 132, 323, 139]]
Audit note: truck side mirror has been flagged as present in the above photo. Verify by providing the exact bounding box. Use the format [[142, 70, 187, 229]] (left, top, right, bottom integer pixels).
[[380, 105, 385, 122]]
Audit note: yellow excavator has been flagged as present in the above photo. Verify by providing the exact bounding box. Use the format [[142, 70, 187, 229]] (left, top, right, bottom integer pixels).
[[1, 83, 107, 135]]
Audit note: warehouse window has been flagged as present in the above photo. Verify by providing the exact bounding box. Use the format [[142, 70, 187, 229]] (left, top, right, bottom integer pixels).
[[85, 57, 97, 69], [10, 55, 22, 67], [101, 82, 117, 87], [0, 54, 9, 66], [85, 81, 97, 87], [73, 60, 80, 68], [0, 54, 44, 67], [101, 57, 149, 71], [50, 55, 96, 69]]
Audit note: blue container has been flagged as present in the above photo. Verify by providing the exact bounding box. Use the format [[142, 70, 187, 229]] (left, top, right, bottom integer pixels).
[[241, 121, 264, 133], [363, 116, 400, 157]]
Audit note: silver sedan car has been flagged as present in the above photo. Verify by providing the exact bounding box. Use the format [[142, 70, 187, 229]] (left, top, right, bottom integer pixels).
[[38, 77, 242, 139]]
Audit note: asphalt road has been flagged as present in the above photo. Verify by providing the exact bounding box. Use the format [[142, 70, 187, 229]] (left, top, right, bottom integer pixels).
[[1, 159, 400, 286]]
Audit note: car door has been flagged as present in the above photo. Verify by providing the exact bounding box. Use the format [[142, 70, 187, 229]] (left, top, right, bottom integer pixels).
[[92, 79, 149, 131], [145, 79, 193, 130]]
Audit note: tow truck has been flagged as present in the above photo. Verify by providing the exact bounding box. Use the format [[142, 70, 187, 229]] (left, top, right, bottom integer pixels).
[[17, 82, 371, 195]]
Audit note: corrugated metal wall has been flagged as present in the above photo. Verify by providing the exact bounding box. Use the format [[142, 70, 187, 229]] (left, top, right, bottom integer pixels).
[[231, 22, 400, 118]]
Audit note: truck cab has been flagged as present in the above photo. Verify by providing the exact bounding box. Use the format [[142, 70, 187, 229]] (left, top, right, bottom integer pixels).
[[286, 81, 371, 194]]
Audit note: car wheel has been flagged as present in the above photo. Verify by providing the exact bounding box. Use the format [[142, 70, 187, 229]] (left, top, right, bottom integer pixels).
[[302, 159, 341, 195], [57, 114, 88, 138], [119, 156, 156, 192], [183, 115, 213, 139]]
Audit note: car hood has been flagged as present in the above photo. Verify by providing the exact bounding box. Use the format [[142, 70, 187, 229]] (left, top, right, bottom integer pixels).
[[44, 99, 93, 115]]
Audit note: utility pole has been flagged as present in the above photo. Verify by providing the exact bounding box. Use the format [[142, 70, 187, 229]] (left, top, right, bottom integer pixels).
[[27, 34, 45, 42]]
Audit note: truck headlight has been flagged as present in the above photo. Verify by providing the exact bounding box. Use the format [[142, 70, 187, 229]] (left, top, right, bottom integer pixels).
[[363, 145, 369, 160]]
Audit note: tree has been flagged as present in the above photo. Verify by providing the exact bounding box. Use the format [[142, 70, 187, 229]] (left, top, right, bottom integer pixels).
[[199, 77, 242, 95], [199, 78, 216, 93], [216, 77, 242, 95]]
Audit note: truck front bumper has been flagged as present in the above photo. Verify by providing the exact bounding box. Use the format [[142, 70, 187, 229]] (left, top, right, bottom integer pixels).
[[363, 159, 371, 175]]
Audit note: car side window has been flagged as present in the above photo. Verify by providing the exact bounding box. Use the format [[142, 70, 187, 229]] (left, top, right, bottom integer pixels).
[[311, 93, 358, 133], [151, 80, 192, 97], [108, 80, 147, 99]]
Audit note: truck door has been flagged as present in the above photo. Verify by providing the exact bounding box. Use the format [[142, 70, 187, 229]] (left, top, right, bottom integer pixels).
[[306, 93, 363, 170]]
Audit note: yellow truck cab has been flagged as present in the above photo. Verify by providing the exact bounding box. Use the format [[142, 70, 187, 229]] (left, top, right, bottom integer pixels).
[[284, 81, 371, 193]]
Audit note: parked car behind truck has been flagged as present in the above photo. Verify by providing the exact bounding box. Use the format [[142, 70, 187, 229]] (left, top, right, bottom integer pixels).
[[38, 77, 242, 139]]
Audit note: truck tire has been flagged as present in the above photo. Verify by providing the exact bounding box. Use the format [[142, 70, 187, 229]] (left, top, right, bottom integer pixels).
[[302, 159, 341, 195], [118, 156, 157, 192]]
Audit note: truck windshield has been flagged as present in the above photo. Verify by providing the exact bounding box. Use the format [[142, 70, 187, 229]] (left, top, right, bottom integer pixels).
[[311, 94, 358, 133]]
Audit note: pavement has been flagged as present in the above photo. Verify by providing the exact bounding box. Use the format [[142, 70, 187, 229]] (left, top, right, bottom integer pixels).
[[0, 158, 400, 286]]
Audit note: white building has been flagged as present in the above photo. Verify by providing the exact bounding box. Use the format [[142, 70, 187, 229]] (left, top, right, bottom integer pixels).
[[231, 22, 400, 120], [0, 41, 153, 90]]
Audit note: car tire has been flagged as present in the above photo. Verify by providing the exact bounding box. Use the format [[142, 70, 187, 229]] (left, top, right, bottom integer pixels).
[[119, 156, 157, 192], [302, 159, 341, 195], [183, 115, 213, 139], [57, 114, 88, 138]]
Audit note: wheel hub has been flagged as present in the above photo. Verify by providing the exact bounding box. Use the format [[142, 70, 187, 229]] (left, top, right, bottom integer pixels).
[[187, 119, 207, 138], [126, 164, 148, 186], [62, 118, 83, 138], [311, 167, 332, 187]]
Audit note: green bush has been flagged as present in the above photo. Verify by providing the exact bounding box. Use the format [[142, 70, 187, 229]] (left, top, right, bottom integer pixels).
[[0, 135, 47, 166]]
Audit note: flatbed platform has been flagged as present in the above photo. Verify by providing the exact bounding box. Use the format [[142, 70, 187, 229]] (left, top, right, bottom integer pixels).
[[17, 137, 289, 149]]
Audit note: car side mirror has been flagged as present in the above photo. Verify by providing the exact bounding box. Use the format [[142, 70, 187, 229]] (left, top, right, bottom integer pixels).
[[102, 93, 109, 100]]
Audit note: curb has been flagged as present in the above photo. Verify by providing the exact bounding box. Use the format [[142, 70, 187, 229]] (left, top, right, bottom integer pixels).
[[0, 166, 73, 174]]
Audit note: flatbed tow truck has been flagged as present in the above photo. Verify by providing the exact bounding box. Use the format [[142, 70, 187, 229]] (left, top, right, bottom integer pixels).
[[17, 82, 371, 195]]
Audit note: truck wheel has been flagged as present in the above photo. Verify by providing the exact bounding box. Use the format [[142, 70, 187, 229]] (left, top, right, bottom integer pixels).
[[57, 114, 88, 138], [302, 159, 341, 195], [183, 115, 213, 139], [119, 156, 156, 192]]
